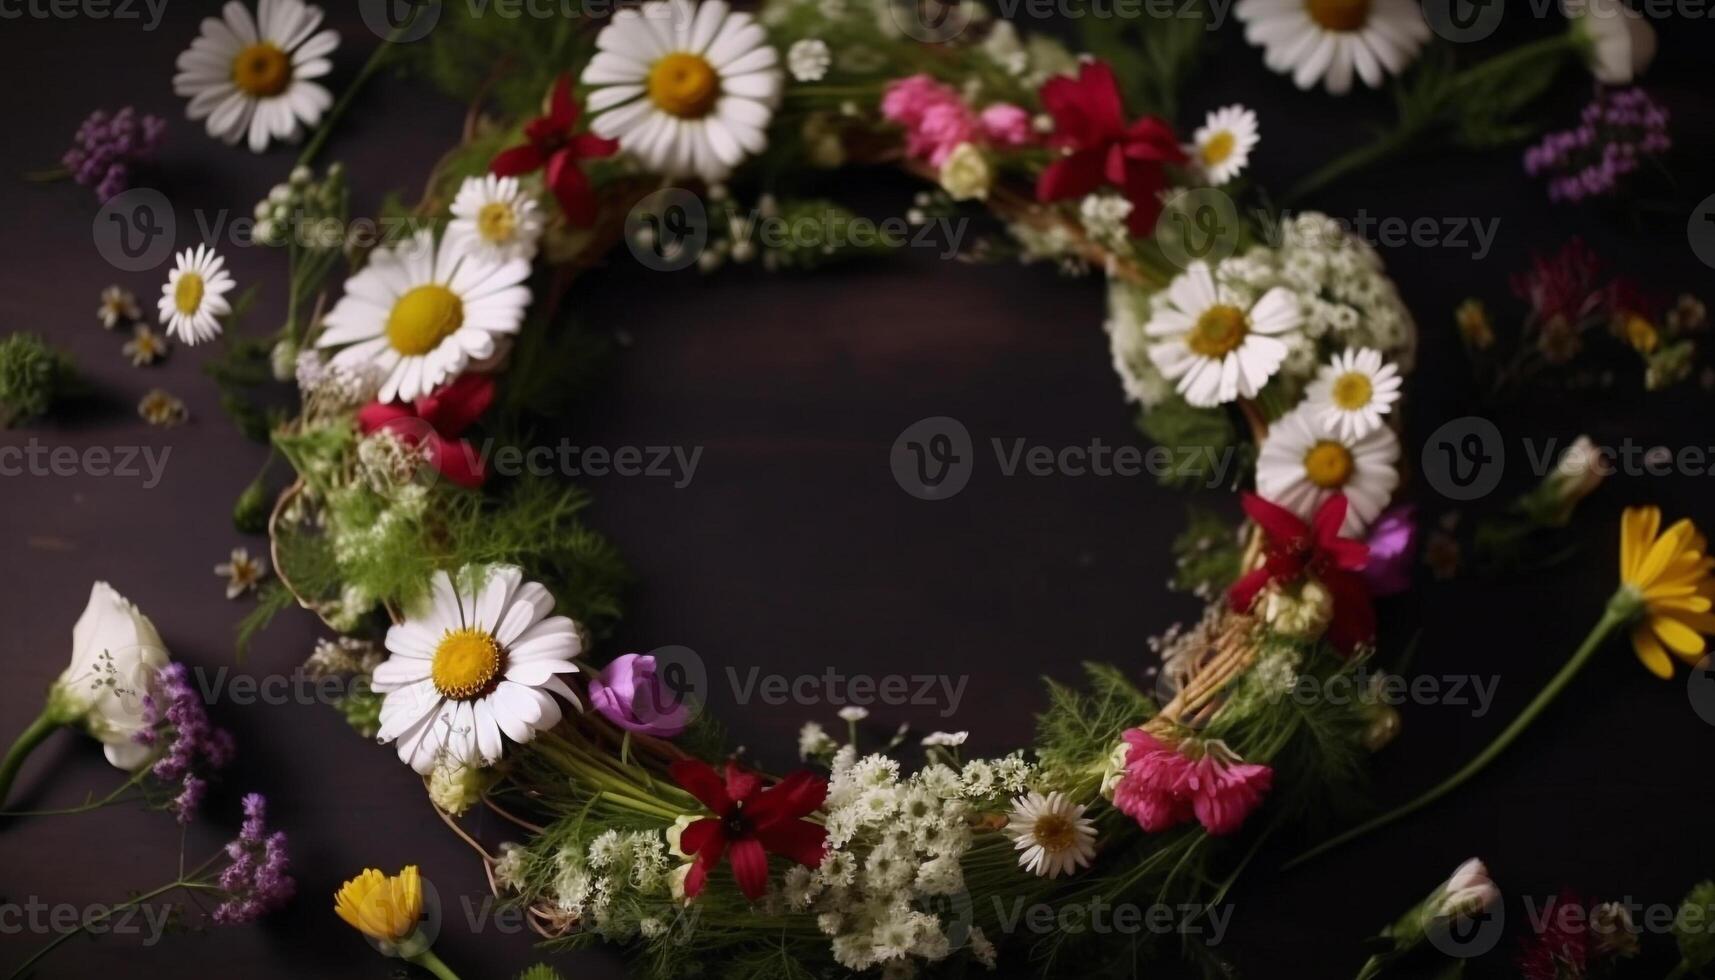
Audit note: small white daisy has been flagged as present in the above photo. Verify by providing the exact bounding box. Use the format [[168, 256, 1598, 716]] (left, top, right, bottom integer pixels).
[[1256, 403, 1400, 536], [315, 229, 532, 403], [158, 244, 236, 345], [447, 174, 544, 264], [1004, 791, 1097, 879], [371, 564, 584, 774], [1146, 261, 1303, 408], [215, 547, 268, 599], [1234, 0, 1431, 95], [787, 38, 831, 82], [581, 0, 784, 181], [97, 286, 140, 329], [173, 0, 340, 153], [1303, 347, 1402, 440], [1191, 105, 1260, 186]]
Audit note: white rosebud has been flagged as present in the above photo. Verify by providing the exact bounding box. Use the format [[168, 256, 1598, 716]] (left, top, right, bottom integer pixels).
[[51, 582, 171, 771], [1564, 0, 1656, 84], [1437, 858, 1500, 918], [937, 142, 992, 202]]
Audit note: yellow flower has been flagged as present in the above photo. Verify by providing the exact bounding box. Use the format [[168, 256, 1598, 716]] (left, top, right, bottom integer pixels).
[[334, 866, 422, 945], [1619, 506, 1715, 678], [1455, 299, 1494, 351]]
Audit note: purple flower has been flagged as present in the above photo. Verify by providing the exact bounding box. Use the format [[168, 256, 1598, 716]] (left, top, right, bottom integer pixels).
[[1361, 505, 1418, 597], [588, 654, 691, 737], [134, 661, 236, 822], [212, 793, 295, 924], [60, 107, 167, 203], [1524, 87, 1669, 204]]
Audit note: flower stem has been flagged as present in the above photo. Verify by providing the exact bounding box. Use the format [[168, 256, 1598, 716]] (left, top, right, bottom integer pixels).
[[295, 12, 421, 169], [406, 948, 464, 980], [0, 710, 62, 813], [4, 879, 186, 980], [1284, 596, 1633, 870]]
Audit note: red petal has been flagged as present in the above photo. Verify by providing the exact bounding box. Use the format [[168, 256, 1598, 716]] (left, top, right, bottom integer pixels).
[[1241, 492, 1308, 545], [547, 72, 577, 128], [683, 836, 724, 899], [547, 151, 598, 227], [1039, 61, 1124, 148], [1323, 571, 1377, 654], [1228, 567, 1272, 613], [1120, 116, 1188, 163], [723, 760, 763, 805], [490, 144, 545, 177], [415, 372, 495, 437], [427, 435, 486, 488], [355, 402, 413, 434], [679, 818, 721, 859], [1310, 494, 1349, 544], [568, 132, 620, 159], [755, 819, 828, 869], [1036, 150, 1104, 203], [746, 770, 828, 827], [727, 837, 769, 901], [1121, 161, 1170, 235], [671, 759, 735, 816]]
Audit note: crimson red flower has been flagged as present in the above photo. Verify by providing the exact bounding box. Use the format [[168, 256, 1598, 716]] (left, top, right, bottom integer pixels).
[[670, 759, 828, 901], [1510, 238, 1604, 326], [356, 372, 494, 488], [490, 73, 618, 227], [1229, 492, 1374, 653], [1035, 60, 1186, 236]]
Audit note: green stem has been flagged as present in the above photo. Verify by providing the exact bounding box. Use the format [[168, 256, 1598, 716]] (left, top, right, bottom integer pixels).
[[406, 948, 463, 980], [5, 879, 192, 980], [0, 710, 62, 813], [0, 766, 150, 818], [295, 14, 418, 169], [1285, 596, 1633, 870], [23, 166, 71, 182]]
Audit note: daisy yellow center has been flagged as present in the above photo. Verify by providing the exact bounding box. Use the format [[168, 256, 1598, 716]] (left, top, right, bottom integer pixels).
[[1031, 813, 1078, 853], [1305, 0, 1370, 31], [1201, 131, 1236, 166], [647, 53, 720, 119], [1188, 304, 1249, 358], [386, 285, 465, 356], [1330, 371, 1373, 410], [173, 273, 205, 316], [477, 202, 517, 244], [1304, 441, 1354, 489], [430, 627, 503, 700], [231, 42, 293, 97]]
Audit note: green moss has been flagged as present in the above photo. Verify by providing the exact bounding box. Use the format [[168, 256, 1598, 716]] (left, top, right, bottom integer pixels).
[[0, 333, 76, 427]]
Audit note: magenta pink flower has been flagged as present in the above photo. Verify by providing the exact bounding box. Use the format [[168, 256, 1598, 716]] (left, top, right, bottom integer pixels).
[[1112, 729, 1271, 836], [589, 653, 692, 737], [1361, 505, 1418, 597], [881, 74, 1033, 166]]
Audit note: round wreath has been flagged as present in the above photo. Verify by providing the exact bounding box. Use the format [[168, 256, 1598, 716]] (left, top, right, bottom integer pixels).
[[5, 0, 1704, 977]]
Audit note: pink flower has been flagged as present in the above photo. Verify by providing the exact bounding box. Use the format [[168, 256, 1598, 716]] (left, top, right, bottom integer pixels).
[[979, 103, 1033, 147], [881, 76, 1035, 167], [1361, 505, 1418, 597], [588, 653, 691, 738], [1111, 729, 1272, 836]]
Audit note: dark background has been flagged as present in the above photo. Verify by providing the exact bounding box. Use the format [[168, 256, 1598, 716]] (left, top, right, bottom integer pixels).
[[2, 2, 1712, 977]]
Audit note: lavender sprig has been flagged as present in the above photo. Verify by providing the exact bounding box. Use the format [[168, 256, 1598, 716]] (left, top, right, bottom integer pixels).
[[1525, 87, 1671, 203], [57, 107, 168, 203], [134, 661, 237, 822]]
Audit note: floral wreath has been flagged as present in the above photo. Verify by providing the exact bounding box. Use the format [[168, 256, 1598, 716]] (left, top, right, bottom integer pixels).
[[5, 0, 1711, 978]]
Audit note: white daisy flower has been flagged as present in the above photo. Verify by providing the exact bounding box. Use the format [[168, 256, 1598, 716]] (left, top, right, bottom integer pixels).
[[172, 0, 340, 153], [314, 229, 531, 403], [581, 0, 784, 181], [1146, 261, 1303, 408], [1303, 347, 1402, 440], [447, 174, 544, 264], [787, 38, 831, 82], [157, 245, 236, 345], [1234, 0, 1430, 95], [1256, 403, 1400, 536], [1191, 105, 1260, 186], [1565, 0, 1657, 84], [1004, 791, 1097, 879], [371, 564, 584, 774]]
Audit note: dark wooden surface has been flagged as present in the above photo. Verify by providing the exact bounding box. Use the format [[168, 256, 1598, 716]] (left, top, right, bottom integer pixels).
[[2, 3, 1712, 977]]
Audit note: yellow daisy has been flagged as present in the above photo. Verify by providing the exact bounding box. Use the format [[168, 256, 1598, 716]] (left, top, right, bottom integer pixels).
[[1618, 506, 1715, 678], [334, 865, 421, 946]]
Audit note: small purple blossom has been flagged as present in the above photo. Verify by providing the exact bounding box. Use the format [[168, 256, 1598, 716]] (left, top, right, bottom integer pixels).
[[212, 793, 295, 925], [134, 661, 236, 822], [61, 107, 167, 203], [1524, 87, 1670, 203], [588, 653, 691, 737], [1361, 506, 1419, 597]]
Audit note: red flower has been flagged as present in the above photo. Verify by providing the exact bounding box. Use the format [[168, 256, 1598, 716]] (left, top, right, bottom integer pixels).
[[670, 759, 828, 901], [1229, 492, 1374, 653], [1035, 60, 1186, 236], [1510, 238, 1604, 326], [1516, 889, 1591, 980], [356, 372, 494, 489], [490, 73, 618, 226]]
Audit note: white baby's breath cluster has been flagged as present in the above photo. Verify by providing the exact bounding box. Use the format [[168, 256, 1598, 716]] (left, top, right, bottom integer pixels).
[[251, 163, 346, 248], [1107, 212, 1416, 409], [546, 829, 679, 941], [1078, 194, 1135, 252], [799, 750, 1028, 973], [294, 350, 381, 418]]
